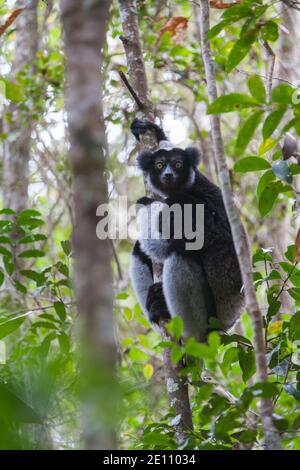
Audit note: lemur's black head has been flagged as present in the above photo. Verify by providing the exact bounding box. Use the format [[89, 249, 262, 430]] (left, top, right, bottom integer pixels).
[[137, 147, 200, 197]]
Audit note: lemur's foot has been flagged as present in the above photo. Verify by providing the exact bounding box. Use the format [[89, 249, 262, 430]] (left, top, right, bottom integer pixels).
[[146, 282, 171, 324]]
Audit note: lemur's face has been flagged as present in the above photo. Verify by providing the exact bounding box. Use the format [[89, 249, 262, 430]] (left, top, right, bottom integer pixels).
[[149, 150, 194, 196]]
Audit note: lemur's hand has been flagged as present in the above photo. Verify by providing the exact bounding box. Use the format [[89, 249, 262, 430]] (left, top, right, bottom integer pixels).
[[131, 119, 152, 141], [136, 196, 154, 206], [131, 119, 167, 143], [146, 282, 171, 324]]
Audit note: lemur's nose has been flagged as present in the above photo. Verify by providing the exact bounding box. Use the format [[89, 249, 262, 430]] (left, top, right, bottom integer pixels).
[[163, 172, 173, 182]]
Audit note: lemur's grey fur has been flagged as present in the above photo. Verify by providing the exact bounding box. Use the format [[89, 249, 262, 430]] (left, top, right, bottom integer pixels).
[[130, 119, 244, 340]]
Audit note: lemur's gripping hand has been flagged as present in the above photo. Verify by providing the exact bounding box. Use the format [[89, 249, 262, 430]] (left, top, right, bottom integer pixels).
[[131, 119, 167, 143], [136, 196, 154, 206], [146, 282, 171, 324]]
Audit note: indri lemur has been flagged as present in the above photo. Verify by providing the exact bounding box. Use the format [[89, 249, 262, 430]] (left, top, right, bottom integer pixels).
[[130, 119, 243, 340]]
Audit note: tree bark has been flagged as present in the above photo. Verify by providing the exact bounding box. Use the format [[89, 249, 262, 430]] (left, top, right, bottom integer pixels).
[[61, 0, 116, 450], [119, 0, 193, 443], [197, 0, 281, 450], [3, 0, 39, 212]]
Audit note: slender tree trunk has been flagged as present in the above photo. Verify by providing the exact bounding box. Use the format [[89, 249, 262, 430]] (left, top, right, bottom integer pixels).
[[61, 0, 117, 450], [119, 0, 193, 443], [3, 0, 39, 212], [197, 0, 281, 450]]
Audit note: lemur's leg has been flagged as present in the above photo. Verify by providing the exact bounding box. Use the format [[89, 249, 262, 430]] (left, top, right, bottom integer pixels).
[[163, 253, 216, 341], [130, 242, 170, 324]]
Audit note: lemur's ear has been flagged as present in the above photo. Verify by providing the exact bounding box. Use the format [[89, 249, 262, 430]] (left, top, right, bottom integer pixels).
[[185, 147, 201, 168], [137, 150, 155, 171]]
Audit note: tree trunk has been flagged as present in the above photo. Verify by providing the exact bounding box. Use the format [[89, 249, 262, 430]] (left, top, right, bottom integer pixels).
[[3, 0, 39, 212], [119, 0, 193, 443], [61, 0, 116, 450]]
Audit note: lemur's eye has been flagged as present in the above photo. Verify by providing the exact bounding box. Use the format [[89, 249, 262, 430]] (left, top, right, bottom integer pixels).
[[175, 161, 183, 169], [155, 161, 164, 170]]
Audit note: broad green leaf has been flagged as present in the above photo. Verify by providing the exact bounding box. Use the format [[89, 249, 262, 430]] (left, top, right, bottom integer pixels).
[[247, 75, 266, 103], [129, 347, 149, 363], [238, 347, 256, 382], [256, 170, 276, 199], [3, 79, 25, 103], [116, 292, 129, 300], [289, 311, 300, 340], [272, 160, 292, 183], [261, 21, 279, 42], [0, 269, 4, 287], [226, 29, 258, 73], [262, 108, 286, 140], [0, 246, 12, 257], [207, 93, 258, 114], [258, 182, 278, 216], [0, 316, 26, 340], [166, 316, 183, 340], [185, 338, 215, 359], [235, 111, 263, 155], [20, 269, 43, 284], [283, 384, 300, 401], [0, 383, 41, 423], [271, 84, 294, 104], [234, 157, 270, 173], [18, 209, 41, 219], [54, 301, 67, 322]]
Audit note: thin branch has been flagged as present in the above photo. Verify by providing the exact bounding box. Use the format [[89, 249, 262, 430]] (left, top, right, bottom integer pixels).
[[197, 0, 282, 450]]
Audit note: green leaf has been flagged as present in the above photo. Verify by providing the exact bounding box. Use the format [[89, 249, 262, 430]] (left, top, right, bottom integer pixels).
[[271, 84, 294, 104], [234, 156, 271, 173], [54, 301, 67, 322], [248, 75, 266, 103], [166, 316, 183, 340], [0, 270, 4, 287], [129, 347, 149, 363], [18, 249, 45, 258], [235, 111, 264, 155], [61, 240, 71, 256], [207, 20, 228, 39], [3, 79, 25, 103], [226, 29, 258, 73], [116, 292, 129, 300], [0, 246, 12, 257], [18, 233, 47, 244], [18, 209, 41, 219], [262, 108, 286, 140], [20, 269, 43, 284], [256, 170, 276, 199], [207, 93, 258, 114], [272, 160, 292, 183], [238, 347, 256, 382], [185, 338, 215, 359], [143, 363, 154, 380], [0, 383, 41, 423], [289, 311, 300, 340], [261, 21, 279, 42], [283, 384, 300, 401], [258, 182, 278, 216], [0, 316, 26, 340]]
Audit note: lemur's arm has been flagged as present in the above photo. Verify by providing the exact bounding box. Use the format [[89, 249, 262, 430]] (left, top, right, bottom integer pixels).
[[130, 119, 167, 143]]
